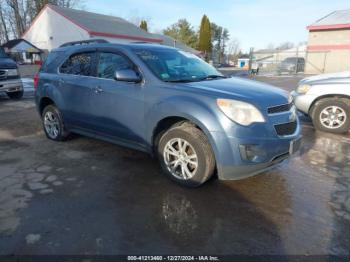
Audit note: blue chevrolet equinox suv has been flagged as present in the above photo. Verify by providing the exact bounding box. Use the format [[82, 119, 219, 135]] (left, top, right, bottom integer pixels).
[[35, 39, 301, 187]]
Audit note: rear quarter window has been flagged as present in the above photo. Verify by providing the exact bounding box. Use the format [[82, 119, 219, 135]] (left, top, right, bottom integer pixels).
[[59, 52, 94, 76]]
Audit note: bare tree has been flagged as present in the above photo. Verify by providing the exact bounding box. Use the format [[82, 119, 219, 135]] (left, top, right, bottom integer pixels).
[[227, 38, 240, 56], [6, 0, 26, 37], [0, 0, 10, 43], [0, 0, 84, 41], [277, 41, 294, 50], [266, 43, 274, 50], [56, 0, 84, 8], [227, 38, 240, 65]]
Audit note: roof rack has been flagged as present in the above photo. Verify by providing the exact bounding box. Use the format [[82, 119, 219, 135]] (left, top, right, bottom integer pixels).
[[59, 39, 109, 47], [131, 41, 151, 44]]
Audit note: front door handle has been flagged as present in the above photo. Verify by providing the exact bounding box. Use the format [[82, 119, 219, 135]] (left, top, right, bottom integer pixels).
[[93, 86, 103, 94]]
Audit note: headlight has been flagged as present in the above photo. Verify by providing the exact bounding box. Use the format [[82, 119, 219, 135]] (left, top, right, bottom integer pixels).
[[297, 84, 311, 94], [7, 69, 19, 76], [217, 99, 265, 126]]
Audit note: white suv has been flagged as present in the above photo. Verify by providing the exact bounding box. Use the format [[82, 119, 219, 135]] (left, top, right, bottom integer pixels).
[[292, 72, 350, 134]]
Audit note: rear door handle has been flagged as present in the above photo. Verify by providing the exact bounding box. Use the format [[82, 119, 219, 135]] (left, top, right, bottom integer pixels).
[[93, 86, 103, 94], [58, 79, 65, 85]]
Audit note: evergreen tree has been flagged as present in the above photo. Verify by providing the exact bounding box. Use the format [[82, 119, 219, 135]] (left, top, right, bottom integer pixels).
[[163, 19, 198, 49], [198, 15, 211, 60], [139, 20, 148, 32]]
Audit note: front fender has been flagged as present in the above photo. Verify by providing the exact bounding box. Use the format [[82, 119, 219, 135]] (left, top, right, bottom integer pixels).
[[299, 84, 350, 114], [145, 95, 229, 172]]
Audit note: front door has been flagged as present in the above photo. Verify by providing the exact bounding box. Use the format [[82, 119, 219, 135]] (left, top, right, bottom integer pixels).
[[88, 50, 145, 146]]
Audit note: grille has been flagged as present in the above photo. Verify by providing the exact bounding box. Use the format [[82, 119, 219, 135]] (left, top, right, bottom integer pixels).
[[268, 103, 293, 114], [274, 121, 297, 136], [6, 75, 19, 80], [0, 70, 6, 80]]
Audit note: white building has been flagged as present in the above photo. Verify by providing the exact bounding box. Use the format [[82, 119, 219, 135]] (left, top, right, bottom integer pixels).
[[1, 39, 42, 64], [305, 9, 350, 74], [23, 4, 164, 51]]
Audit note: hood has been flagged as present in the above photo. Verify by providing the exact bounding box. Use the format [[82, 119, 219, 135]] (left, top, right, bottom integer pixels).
[[0, 57, 17, 69], [300, 71, 350, 85], [179, 77, 289, 109]]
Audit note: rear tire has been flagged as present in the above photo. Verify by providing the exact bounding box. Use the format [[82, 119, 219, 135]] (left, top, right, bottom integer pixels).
[[7, 90, 23, 99], [42, 105, 70, 141], [311, 98, 350, 134], [158, 123, 215, 187]]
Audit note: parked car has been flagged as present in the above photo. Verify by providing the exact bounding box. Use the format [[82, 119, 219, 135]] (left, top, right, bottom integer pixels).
[[35, 40, 301, 187], [292, 72, 350, 133], [278, 57, 305, 74], [0, 47, 23, 99]]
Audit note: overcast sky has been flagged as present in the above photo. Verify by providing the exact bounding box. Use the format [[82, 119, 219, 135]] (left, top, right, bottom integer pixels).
[[85, 0, 349, 52]]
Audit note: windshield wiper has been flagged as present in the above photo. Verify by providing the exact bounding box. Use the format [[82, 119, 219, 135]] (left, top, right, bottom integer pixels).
[[199, 75, 227, 81], [164, 75, 226, 83], [164, 79, 199, 83]]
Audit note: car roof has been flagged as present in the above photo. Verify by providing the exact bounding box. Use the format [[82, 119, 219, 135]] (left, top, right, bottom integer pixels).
[[53, 42, 178, 53]]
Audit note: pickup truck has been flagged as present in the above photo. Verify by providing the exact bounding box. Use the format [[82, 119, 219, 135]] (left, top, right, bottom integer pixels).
[[0, 47, 23, 99]]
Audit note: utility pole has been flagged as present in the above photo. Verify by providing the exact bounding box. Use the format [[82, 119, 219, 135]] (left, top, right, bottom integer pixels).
[[248, 47, 254, 74], [295, 45, 299, 75]]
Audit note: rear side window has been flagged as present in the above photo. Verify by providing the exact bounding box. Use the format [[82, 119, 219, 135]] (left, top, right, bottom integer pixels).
[[97, 52, 133, 79], [40, 51, 64, 73], [60, 52, 94, 76]]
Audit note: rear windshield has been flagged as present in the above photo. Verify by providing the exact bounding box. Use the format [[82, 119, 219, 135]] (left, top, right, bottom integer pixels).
[[40, 51, 64, 73]]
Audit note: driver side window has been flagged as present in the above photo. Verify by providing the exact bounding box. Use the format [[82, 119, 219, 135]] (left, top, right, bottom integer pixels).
[[97, 52, 133, 79]]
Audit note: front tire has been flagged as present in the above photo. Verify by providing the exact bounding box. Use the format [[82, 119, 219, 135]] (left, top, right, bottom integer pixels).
[[42, 105, 70, 141], [158, 123, 215, 187], [311, 98, 350, 134], [7, 90, 23, 99]]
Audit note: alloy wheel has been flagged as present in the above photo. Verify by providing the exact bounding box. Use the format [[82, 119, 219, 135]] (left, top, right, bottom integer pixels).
[[163, 138, 198, 180], [319, 106, 347, 129], [44, 111, 60, 139]]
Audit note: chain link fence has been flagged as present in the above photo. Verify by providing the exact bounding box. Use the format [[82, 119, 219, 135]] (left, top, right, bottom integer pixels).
[[252, 47, 329, 76]]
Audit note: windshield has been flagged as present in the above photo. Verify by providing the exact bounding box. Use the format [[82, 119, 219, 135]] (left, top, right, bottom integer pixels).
[[0, 48, 8, 58], [283, 57, 298, 63], [135, 48, 223, 82]]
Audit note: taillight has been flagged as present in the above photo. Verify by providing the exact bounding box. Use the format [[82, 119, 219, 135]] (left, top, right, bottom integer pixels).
[[33, 73, 39, 89]]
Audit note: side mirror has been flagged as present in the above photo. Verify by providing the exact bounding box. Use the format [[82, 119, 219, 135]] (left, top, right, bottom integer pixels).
[[114, 69, 141, 83]]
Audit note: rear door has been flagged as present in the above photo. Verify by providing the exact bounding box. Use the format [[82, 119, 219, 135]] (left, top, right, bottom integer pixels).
[[58, 51, 97, 130], [87, 49, 145, 146]]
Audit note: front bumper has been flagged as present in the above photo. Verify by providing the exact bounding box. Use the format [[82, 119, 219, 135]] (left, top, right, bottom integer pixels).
[[0, 79, 23, 93], [210, 120, 301, 180], [291, 91, 317, 115]]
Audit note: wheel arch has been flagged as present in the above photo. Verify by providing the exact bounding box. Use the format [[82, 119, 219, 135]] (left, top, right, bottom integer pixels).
[[309, 94, 350, 116], [151, 114, 220, 167], [152, 116, 207, 148], [39, 97, 56, 115], [152, 114, 214, 146]]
